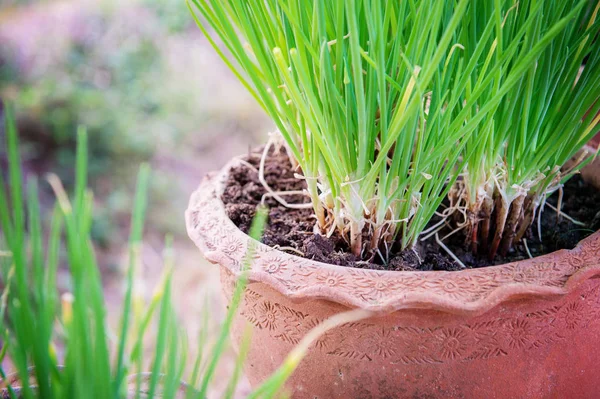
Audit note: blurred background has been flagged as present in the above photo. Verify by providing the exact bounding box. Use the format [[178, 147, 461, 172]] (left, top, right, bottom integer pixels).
[[2, 1, 600, 396], [0, 0, 272, 395]]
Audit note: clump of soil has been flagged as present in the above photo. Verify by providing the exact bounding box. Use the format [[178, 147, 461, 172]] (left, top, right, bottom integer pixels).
[[222, 147, 600, 271]]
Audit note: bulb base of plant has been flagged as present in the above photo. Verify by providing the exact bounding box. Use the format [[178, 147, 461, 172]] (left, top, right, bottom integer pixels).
[[453, 154, 594, 259]]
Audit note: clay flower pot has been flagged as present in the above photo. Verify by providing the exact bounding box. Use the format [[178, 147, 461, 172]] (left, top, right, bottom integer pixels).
[[186, 156, 600, 398]]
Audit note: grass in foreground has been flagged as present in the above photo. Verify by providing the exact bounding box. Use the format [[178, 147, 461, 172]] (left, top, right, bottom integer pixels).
[[0, 105, 370, 398], [0, 103, 213, 398]]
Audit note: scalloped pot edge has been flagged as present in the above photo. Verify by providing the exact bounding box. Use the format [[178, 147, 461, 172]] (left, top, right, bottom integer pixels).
[[185, 156, 600, 316]]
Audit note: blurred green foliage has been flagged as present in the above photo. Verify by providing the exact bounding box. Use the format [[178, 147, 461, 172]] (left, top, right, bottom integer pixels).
[[0, 0, 207, 247], [143, 0, 195, 33], [0, 106, 291, 398]]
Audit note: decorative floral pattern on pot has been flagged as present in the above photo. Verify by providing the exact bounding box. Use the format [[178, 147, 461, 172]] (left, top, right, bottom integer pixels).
[[234, 278, 600, 365], [185, 161, 600, 316]]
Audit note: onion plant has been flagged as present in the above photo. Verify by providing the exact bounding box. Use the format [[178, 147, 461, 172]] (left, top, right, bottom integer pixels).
[[188, 0, 596, 262], [452, 1, 600, 258]]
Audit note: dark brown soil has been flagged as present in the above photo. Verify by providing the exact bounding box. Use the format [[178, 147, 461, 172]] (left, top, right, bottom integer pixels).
[[222, 148, 600, 271]]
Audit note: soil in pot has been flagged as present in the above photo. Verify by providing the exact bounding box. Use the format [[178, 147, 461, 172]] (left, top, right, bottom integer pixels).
[[222, 147, 600, 271]]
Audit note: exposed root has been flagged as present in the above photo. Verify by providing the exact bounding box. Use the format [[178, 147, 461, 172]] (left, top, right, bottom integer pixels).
[[545, 203, 586, 226], [441, 224, 466, 241], [420, 218, 448, 240], [435, 233, 466, 269], [260, 190, 312, 208], [235, 158, 259, 173], [273, 245, 305, 256], [354, 260, 372, 266], [537, 196, 547, 241], [258, 138, 314, 210], [420, 192, 463, 241], [523, 238, 533, 259], [412, 247, 423, 264]]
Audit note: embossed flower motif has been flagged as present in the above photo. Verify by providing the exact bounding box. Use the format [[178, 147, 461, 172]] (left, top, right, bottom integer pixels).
[[395, 275, 428, 290], [556, 301, 585, 330], [568, 256, 586, 271], [580, 237, 600, 264], [505, 319, 532, 349], [261, 255, 288, 274], [427, 277, 476, 300], [468, 321, 503, 357], [221, 236, 244, 256], [316, 271, 347, 288], [199, 217, 219, 232], [531, 261, 558, 273], [469, 274, 501, 296], [585, 236, 600, 253], [257, 301, 280, 331], [240, 303, 259, 325], [353, 274, 396, 300], [437, 328, 469, 360], [214, 227, 234, 240], [525, 261, 565, 284], [363, 328, 397, 358], [305, 318, 333, 350], [510, 267, 539, 284], [393, 327, 435, 365], [291, 263, 319, 279], [495, 264, 518, 283]]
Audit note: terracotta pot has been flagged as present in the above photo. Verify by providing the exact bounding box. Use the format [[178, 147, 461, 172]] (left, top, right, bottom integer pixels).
[[186, 156, 600, 399]]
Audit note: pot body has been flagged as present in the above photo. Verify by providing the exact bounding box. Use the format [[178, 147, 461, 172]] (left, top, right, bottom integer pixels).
[[221, 268, 600, 399], [186, 155, 600, 399]]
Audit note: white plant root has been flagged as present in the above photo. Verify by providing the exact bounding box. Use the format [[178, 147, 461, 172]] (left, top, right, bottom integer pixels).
[[435, 232, 467, 269], [545, 203, 586, 226], [258, 135, 312, 210]]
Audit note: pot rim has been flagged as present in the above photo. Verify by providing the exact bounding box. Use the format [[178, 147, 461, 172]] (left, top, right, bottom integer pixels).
[[185, 155, 600, 316]]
